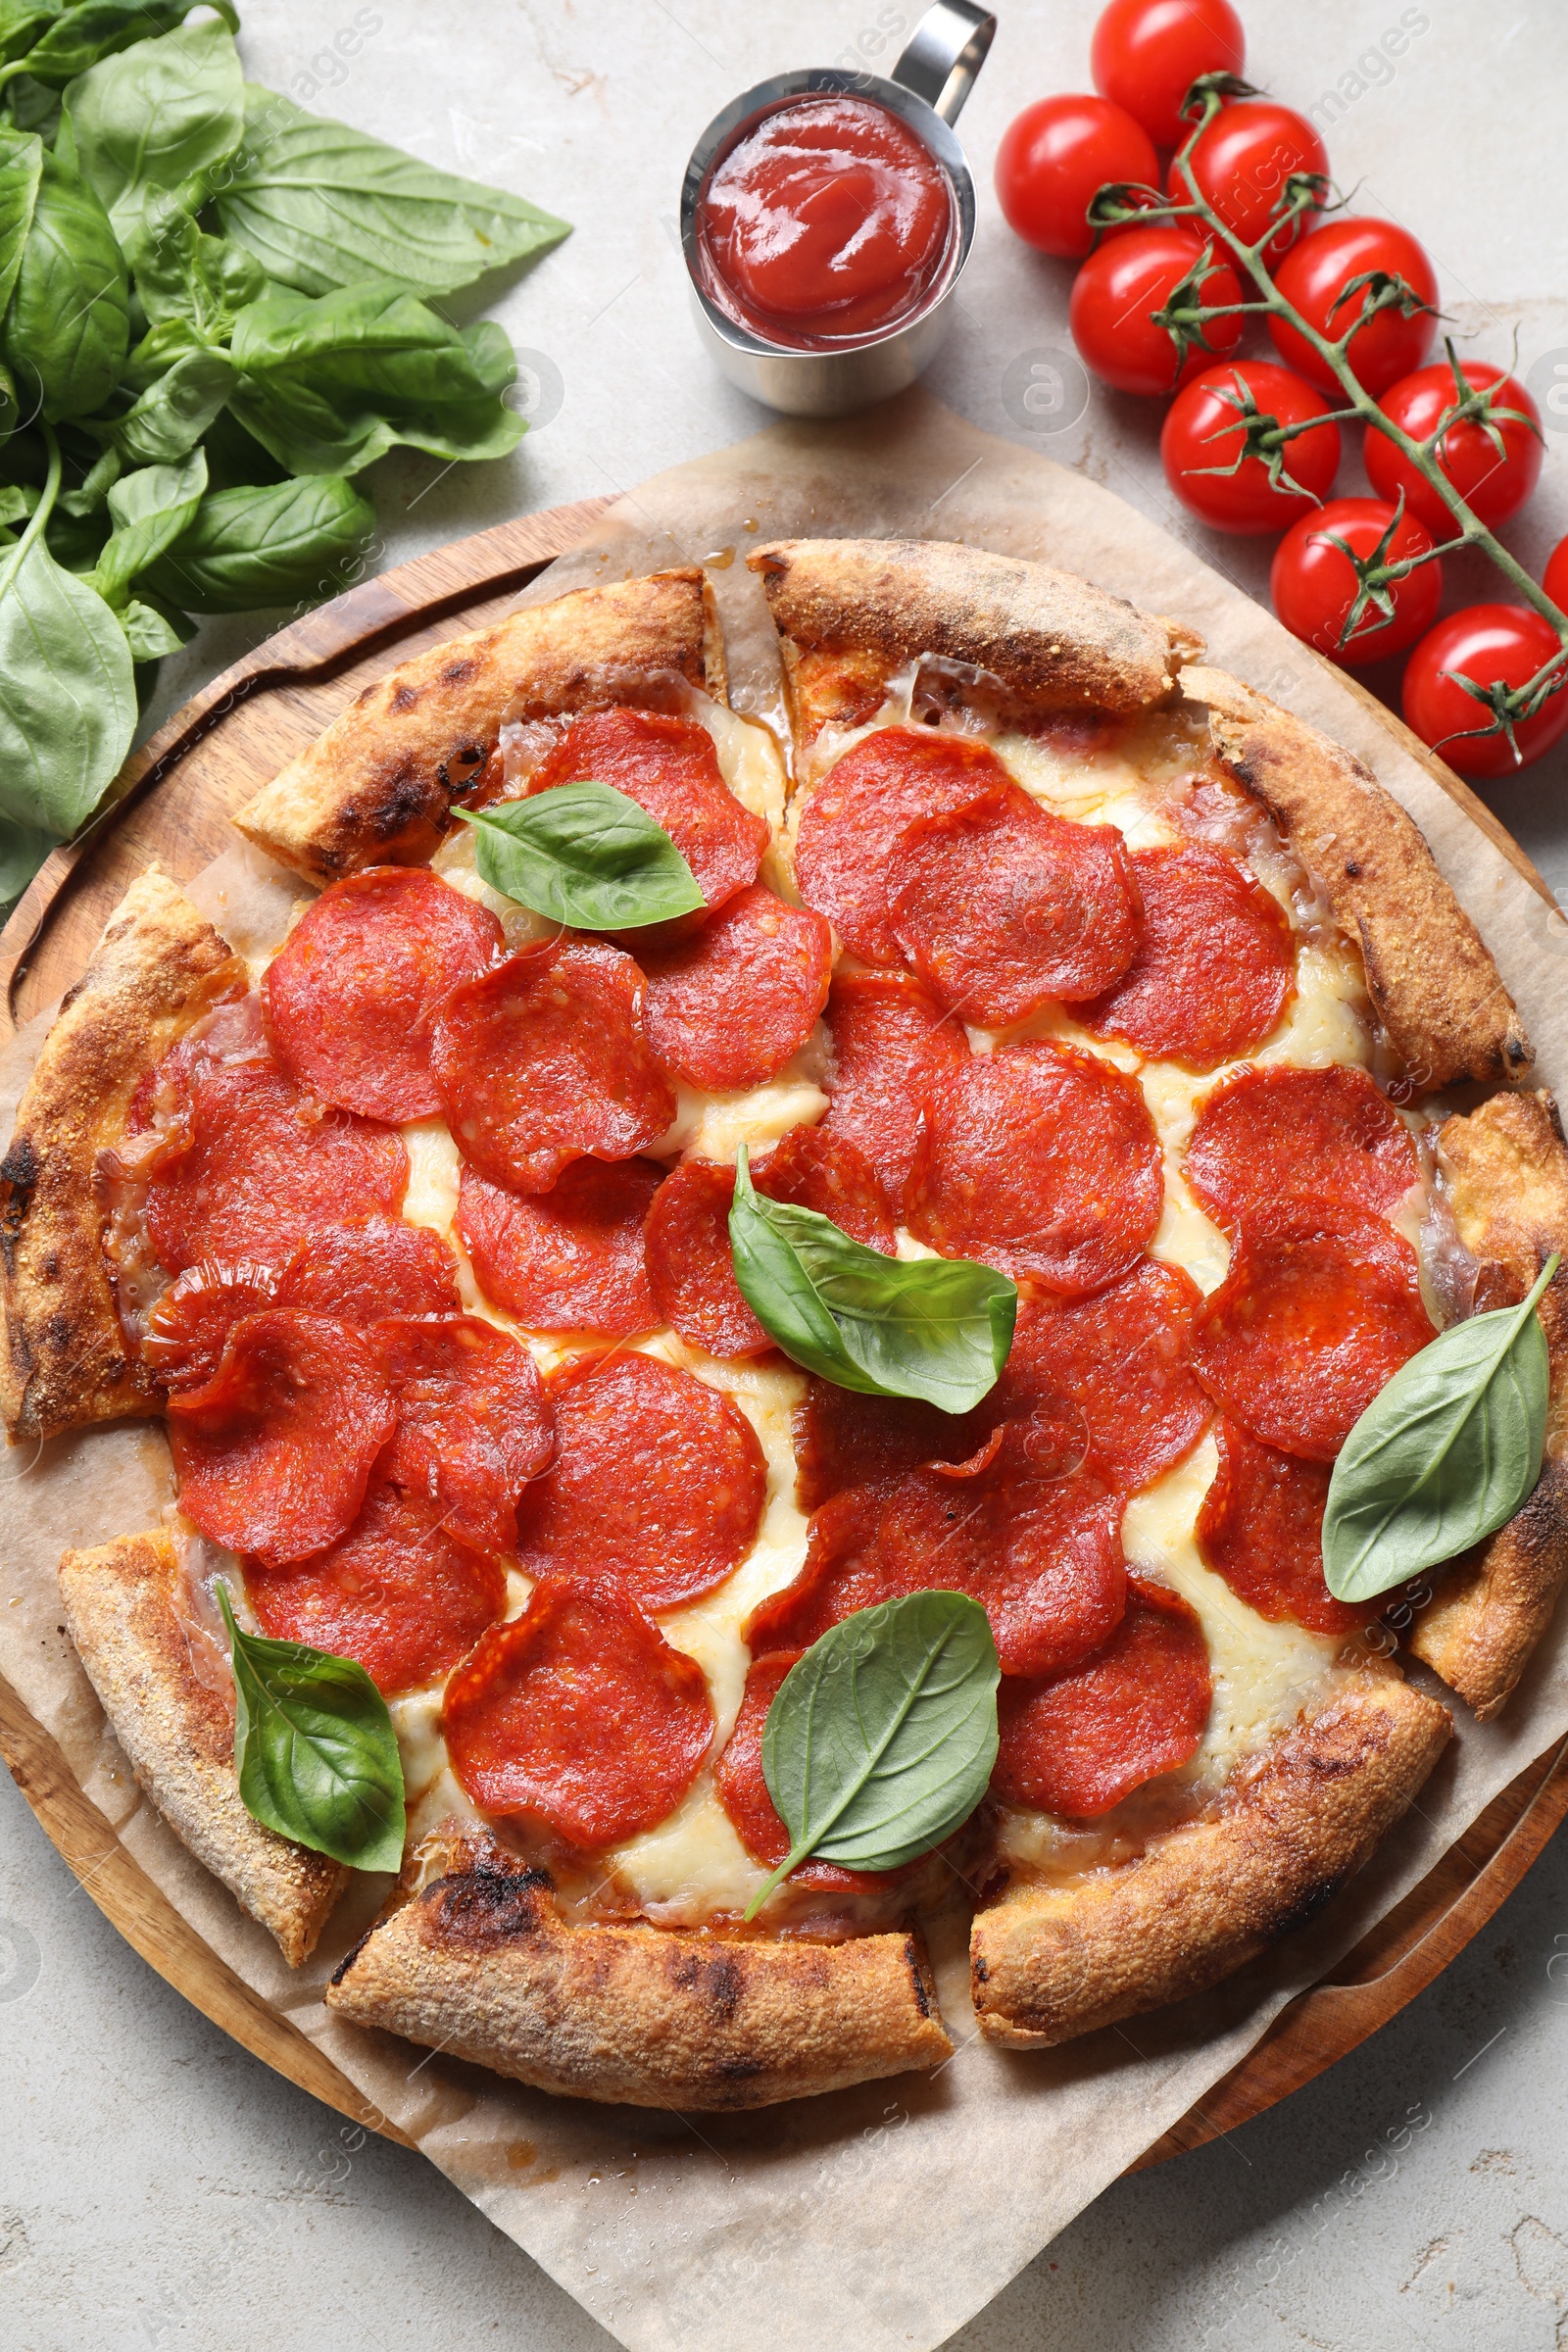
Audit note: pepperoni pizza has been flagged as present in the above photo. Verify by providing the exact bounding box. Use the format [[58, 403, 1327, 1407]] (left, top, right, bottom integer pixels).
[[5, 542, 1567, 2111]]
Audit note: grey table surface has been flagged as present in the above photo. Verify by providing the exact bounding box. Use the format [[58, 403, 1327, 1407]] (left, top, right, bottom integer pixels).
[[6, 3, 1568, 2347]]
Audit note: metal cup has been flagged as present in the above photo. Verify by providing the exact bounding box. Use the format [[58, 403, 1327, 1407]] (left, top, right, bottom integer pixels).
[[679, 2, 997, 418]]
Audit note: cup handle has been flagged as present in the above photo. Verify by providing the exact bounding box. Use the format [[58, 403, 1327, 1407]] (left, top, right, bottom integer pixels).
[[891, 1, 997, 126]]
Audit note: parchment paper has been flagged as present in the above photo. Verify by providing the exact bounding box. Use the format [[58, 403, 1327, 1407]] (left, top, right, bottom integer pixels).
[[6, 391, 1568, 2352]]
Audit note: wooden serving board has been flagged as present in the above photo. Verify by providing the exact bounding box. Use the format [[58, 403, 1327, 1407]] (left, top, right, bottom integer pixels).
[[2, 494, 1565, 2173]]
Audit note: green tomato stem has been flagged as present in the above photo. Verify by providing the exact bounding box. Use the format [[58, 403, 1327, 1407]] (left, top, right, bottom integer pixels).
[[1153, 89, 1568, 653]]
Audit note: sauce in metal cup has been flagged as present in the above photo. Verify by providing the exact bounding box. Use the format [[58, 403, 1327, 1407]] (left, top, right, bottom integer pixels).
[[680, 3, 996, 417]]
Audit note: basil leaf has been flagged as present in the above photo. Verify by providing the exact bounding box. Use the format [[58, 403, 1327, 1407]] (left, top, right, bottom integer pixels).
[[1324, 1254, 1559, 1603], [0, 466, 134, 832], [0, 0, 235, 89], [129, 186, 264, 331], [728, 1146, 1016, 1413], [0, 5, 60, 74], [87, 445, 205, 606], [227, 280, 522, 474], [58, 440, 119, 515], [1, 148, 127, 420], [119, 589, 189, 660], [745, 1591, 1000, 1918], [219, 1586, 405, 1873], [0, 126, 42, 319], [455, 781, 706, 928], [0, 809, 51, 906], [6, 72, 59, 133], [216, 84, 569, 301], [112, 345, 235, 463], [64, 18, 242, 247], [143, 473, 373, 612]]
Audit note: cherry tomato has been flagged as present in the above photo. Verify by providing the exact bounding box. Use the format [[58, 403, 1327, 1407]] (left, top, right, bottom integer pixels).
[[1402, 606, 1568, 778], [1161, 360, 1341, 534], [1269, 498, 1441, 667], [1069, 225, 1243, 395], [1544, 533, 1568, 616], [995, 94, 1159, 260], [1269, 219, 1439, 397], [1366, 361, 1544, 533], [1091, 0, 1246, 148], [1168, 100, 1328, 265]]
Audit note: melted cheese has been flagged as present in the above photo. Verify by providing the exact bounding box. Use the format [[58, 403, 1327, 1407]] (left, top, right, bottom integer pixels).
[[599, 1351, 809, 1922]]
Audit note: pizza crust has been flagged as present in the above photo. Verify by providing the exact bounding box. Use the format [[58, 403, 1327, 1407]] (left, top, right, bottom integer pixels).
[[1183, 664, 1531, 1090], [1407, 1090, 1568, 1717], [749, 537, 1200, 749], [324, 1828, 953, 2109], [235, 568, 723, 886], [58, 1531, 346, 1966], [1, 866, 243, 1443], [969, 1672, 1450, 2047]]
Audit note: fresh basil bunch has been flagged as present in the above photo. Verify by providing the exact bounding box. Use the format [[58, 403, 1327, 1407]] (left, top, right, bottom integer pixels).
[[0, 5, 568, 903]]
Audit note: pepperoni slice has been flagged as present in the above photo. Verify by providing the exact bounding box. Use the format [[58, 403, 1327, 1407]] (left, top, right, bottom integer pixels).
[[1191, 1210, 1433, 1462], [143, 1051, 408, 1274], [997, 1261, 1210, 1494], [263, 867, 502, 1122], [754, 1122, 897, 1249], [526, 709, 767, 921], [907, 1041, 1162, 1292], [991, 1577, 1211, 1818], [1185, 1063, 1421, 1234], [1075, 844, 1296, 1069], [875, 1458, 1126, 1677], [247, 1479, 507, 1695], [377, 1315, 554, 1554], [281, 1217, 462, 1322], [644, 1128, 894, 1358], [821, 972, 968, 1211], [793, 727, 1011, 966], [643, 1159, 769, 1358], [639, 885, 832, 1094], [442, 1575, 714, 1847], [143, 1259, 282, 1393], [1196, 1417, 1374, 1636], [458, 1157, 662, 1336], [714, 1651, 899, 1890], [514, 1350, 767, 1608], [889, 784, 1142, 1025], [746, 1459, 1126, 1679], [168, 1311, 396, 1567], [792, 1381, 983, 1512], [141, 1220, 461, 1393], [431, 942, 675, 1196]]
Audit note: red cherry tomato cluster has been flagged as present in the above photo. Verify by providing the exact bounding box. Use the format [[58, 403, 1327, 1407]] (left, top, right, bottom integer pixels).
[[994, 0, 1563, 779]]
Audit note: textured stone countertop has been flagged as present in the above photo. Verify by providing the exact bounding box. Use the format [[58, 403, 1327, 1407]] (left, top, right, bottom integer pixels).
[[5, 4, 1568, 2348]]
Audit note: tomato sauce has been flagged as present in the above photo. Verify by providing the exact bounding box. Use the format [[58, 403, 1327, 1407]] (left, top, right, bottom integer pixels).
[[696, 95, 956, 349]]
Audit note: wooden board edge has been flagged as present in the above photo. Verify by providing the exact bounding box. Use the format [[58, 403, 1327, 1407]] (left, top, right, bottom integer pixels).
[[0, 1667, 415, 2150], [1131, 1729, 1568, 2168], [0, 495, 615, 1034]]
